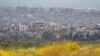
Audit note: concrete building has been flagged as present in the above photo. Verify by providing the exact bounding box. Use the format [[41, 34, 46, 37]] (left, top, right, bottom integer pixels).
[[19, 23, 28, 31], [29, 21, 45, 32]]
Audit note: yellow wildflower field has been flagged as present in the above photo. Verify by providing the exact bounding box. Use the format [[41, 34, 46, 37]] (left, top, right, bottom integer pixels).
[[0, 42, 100, 56]]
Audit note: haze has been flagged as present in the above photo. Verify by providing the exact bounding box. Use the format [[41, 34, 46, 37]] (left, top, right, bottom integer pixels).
[[0, 0, 100, 9]]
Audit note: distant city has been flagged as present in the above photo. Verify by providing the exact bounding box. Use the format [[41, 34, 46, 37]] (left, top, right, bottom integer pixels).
[[0, 6, 100, 44], [0, 6, 100, 24]]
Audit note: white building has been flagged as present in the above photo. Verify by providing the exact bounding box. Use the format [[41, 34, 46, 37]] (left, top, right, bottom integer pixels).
[[19, 23, 28, 31]]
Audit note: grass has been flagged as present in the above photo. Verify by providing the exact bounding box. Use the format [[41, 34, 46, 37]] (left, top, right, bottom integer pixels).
[[0, 41, 100, 56], [0, 40, 100, 56]]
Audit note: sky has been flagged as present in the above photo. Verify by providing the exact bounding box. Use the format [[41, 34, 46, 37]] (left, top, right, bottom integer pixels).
[[0, 0, 100, 9]]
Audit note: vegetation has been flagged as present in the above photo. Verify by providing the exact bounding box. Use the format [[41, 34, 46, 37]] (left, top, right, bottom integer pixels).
[[0, 42, 100, 56]]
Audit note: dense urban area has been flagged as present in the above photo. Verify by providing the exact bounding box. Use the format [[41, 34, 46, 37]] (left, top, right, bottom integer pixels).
[[0, 7, 100, 45]]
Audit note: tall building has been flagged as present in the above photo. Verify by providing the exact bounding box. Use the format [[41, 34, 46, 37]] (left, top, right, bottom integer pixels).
[[29, 21, 45, 30]]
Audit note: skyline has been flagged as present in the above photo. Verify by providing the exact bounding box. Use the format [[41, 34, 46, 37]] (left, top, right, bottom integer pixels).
[[0, 0, 100, 9]]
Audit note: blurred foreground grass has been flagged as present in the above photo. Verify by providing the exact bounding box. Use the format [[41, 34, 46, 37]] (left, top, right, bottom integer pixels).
[[0, 42, 100, 56]]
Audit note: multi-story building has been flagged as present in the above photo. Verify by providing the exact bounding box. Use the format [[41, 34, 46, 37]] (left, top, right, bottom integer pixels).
[[29, 21, 45, 32], [19, 23, 28, 31]]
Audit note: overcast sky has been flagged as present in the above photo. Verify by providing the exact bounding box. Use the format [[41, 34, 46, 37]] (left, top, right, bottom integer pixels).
[[0, 0, 100, 9]]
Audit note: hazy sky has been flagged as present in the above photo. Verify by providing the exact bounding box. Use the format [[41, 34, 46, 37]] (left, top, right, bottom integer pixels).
[[0, 0, 100, 8]]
